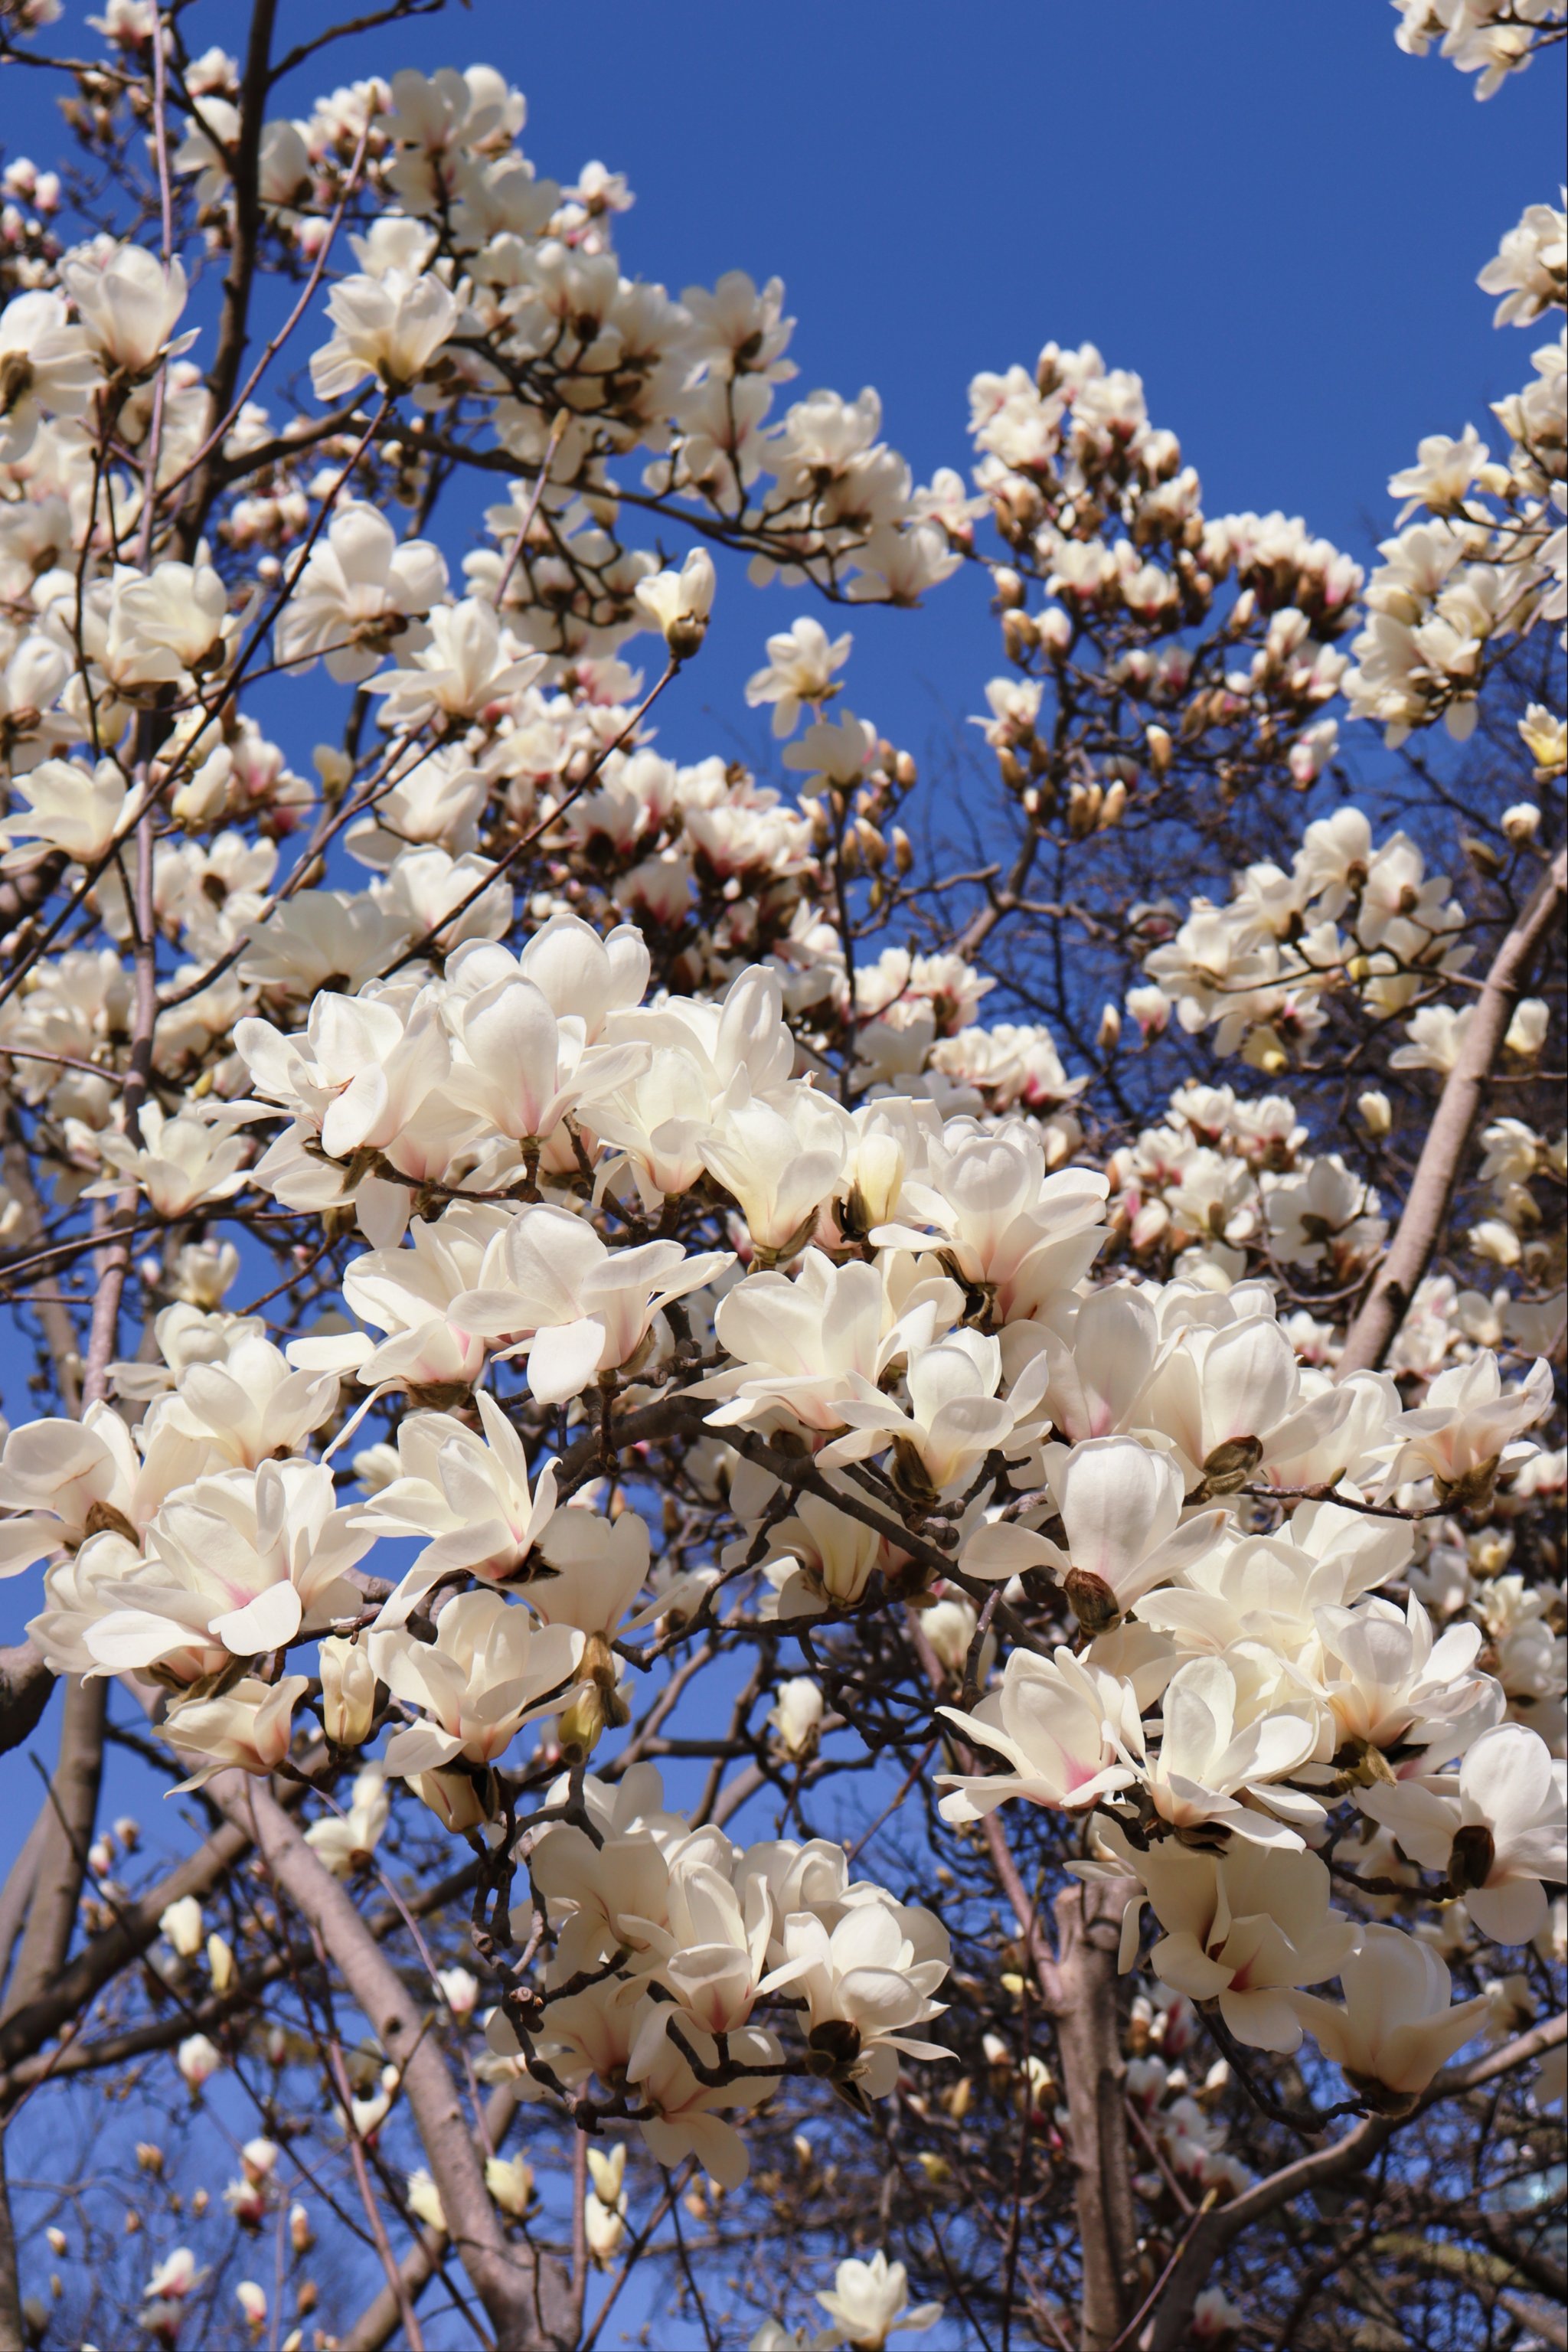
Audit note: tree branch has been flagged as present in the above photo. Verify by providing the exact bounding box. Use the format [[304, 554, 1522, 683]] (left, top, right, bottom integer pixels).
[[215, 1775, 573, 2350], [1338, 845, 1566, 1373]]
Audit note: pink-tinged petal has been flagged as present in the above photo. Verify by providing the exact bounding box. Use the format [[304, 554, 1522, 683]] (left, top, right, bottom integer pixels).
[[212, 1579, 303, 1657]]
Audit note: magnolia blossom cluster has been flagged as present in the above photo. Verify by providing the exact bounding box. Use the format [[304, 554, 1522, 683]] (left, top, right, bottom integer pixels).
[[1131, 800, 1556, 1086], [1344, 195, 1565, 747], [482, 1764, 950, 2183], [1393, 0, 1568, 98], [1106, 1080, 1566, 1357], [187, 58, 953, 619], [962, 338, 1361, 829], [2, 903, 1559, 2124]]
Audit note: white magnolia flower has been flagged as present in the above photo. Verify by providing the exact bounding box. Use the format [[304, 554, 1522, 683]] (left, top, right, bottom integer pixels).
[[369, 1589, 585, 1775], [87, 1100, 260, 1218], [1289, 1925, 1491, 2104], [1132, 1841, 1357, 2053], [870, 1124, 1109, 1323], [1135, 1656, 1317, 1847], [1035, 1436, 1228, 1625], [824, 1326, 1047, 1501], [701, 1250, 951, 1435], [815, 2250, 943, 2349], [745, 616, 852, 735], [309, 266, 460, 399], [451, 1204, 730, 1403], [769, 1675, 825, 1758], [354, 1390, 560, 1625], [626, 2009, 780, 2189], [159, 1895, 204, 1958], [368, 596, 544, 728], [62, 243, 189, 376], [304, 1766, 390, 1877], [1359, 1723, 1566, 1945], [164, 1674, 310, 1788], [273, 503, 447, 682], [0, 758, 129, 870], [937, 1645, 1139, 1823], [760, 1896, 950, 2101], [84, 1460, 373, 1680], [0, 289, 96, 460], [697, 1086, 856, 1259], [100, 561, 232, 695], [635, 547, 715, 658], [1380, 1352, 1553, 1504]]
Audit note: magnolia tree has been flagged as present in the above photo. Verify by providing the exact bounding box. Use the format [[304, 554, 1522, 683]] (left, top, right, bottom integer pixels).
[[0, 3, 1561, 2349]]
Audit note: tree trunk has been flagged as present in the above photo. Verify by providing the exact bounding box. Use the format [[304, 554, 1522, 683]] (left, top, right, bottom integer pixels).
[[1051, 1881, 1141, 2352]]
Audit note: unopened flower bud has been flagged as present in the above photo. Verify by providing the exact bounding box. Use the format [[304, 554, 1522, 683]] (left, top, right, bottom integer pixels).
[[313, 743, 352, 799], [486, 2152, 535, 2217], [1001, 608, 1037, 661], [160, 1896, 204, 1958], [437, 1966, 479, 2021], [206, 1932, 234, 1994], [1501, 801, 1540, 843], [318, 1635, 377, 1749], [1357, 1089, 1393, 1138], [410, 1766, 495, 1835], [177, 2034, 220, 2093], [1038, 606, 1072, 656]]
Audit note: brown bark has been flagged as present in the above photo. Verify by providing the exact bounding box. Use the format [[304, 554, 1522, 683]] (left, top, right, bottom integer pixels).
[[0, 1815, 46, 1999], [217, 1775, 574, 2351], [0, 1648, 53, 1763], [1338, 845, 1566, 1374], [1051, 1882, 1142, 2352], [341, 2089, 526, 2352], [1143, 2009, 1567, 2350], [1, 1677, 106, 2025]]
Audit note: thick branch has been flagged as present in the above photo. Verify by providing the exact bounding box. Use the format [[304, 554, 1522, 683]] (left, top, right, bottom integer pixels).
[[175, 0, 279, 554], [1338, 846, 1566, 1373], [341, 2088, 524, 2352], [0, 1649, 53, 1765], [216, 1775, 573, 2350], [1, 1677, 106, 2025], [1143, 2011, 1566, 2350], [1051, 1881, 1141, 2352]]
